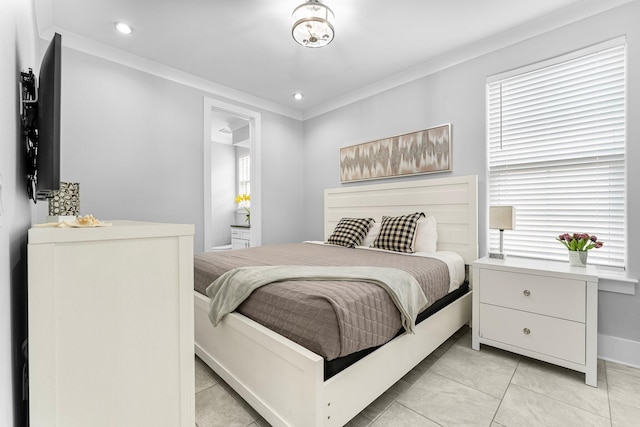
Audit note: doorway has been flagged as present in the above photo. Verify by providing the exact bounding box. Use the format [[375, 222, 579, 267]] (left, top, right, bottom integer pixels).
[[203, 97, 261, 252]]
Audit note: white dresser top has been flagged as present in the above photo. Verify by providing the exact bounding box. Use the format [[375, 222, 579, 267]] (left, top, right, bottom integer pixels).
[[28, 220, 194, 244]]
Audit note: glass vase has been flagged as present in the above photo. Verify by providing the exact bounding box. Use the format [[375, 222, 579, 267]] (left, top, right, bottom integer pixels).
[[568, 251, 588, 267]]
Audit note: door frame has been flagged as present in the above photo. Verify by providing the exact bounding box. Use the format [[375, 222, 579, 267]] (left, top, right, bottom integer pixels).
[[203, 97, 261, 252]]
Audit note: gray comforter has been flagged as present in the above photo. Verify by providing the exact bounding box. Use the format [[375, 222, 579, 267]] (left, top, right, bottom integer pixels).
[[206, 265, 428, 333], [194, 243, 451, 360]]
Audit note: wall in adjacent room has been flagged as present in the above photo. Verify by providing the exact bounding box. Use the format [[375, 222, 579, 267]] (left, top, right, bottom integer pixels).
[[302, 1, 640, 364], [210, 141, 236, 247], [0, 1, 39, 425]]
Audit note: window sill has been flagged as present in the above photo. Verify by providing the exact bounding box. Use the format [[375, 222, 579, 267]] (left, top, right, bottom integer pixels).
[[596, 269, 637, 295]]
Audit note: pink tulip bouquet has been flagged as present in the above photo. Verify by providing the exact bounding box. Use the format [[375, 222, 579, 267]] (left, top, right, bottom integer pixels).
[[556, 233, 603, 251]]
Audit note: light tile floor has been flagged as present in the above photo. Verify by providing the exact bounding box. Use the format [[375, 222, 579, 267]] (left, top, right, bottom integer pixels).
[[194, 327, 640, 426]]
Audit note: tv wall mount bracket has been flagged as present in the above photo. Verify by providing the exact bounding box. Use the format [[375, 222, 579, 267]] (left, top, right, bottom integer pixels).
[[20, 68, 39, 202]]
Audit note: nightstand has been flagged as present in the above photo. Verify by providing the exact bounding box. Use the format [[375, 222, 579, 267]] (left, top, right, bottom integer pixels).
[[472, 256, 599, 386], [231, 225, 251, 249]]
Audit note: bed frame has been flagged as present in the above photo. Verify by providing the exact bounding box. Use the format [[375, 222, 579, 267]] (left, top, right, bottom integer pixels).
[[194, 175, 478, 426]]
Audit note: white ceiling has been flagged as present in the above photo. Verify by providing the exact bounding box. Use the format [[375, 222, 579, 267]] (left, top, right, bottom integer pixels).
[[34, 0, 628, 119]]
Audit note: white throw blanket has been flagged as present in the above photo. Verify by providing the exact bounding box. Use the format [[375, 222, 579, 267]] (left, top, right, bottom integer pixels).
[[206, 265, 429, 333]]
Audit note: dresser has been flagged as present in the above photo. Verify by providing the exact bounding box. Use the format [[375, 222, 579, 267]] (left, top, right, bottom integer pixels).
[[28, 221, 195, 426], [231, 225, 251, 249], [472, 256, 598, 386]]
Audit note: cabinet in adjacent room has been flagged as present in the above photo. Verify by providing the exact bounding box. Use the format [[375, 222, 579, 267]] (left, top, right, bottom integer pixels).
[[231, 225, 251, 249]]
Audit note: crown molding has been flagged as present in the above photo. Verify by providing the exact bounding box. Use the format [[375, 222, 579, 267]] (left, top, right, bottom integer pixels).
[[33, 1, 302, 121], [33, 0, 632, 122], [62, 29, 303, 120], [301, 0, 634, 120]]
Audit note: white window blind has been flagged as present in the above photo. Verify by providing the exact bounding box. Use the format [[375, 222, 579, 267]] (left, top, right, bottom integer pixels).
[[238, 155, 250, 199], [487, 41, 626, 268]]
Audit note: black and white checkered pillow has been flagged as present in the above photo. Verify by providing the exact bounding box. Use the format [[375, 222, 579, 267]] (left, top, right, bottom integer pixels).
[[373, 212, 426, 253], [326, 217, 375, 248]]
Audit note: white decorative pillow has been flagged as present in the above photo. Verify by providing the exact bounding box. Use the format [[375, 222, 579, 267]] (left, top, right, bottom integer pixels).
[[326, 217, 374, 248], [361, 222, 381, 247], [373, 212, 425, 253], [414, 216, 438, 253]]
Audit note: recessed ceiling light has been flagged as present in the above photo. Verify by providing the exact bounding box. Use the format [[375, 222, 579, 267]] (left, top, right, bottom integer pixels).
[[293, 93, 304, 101], [115, 22, 133, 34]]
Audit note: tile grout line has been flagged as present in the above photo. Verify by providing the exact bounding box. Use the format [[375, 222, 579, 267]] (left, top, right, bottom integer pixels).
[[363, 346, 451, 426], [426, 369, 502, 402], [604, 361, 613, 426], [393, 400, 445, 426], [490, 356, 523, 426], [507, 382, 612, 422]]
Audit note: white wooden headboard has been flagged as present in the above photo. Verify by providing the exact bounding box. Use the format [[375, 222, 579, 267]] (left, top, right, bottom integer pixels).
[[324, 175, 478, 265]]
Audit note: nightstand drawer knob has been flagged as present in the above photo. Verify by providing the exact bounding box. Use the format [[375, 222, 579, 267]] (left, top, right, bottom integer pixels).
[[523, 289, 531, 296], [523, 328, 531, 335]]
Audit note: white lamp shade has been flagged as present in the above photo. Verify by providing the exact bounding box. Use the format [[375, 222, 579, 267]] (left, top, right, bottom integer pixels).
[[490, 206, 515, 230], [292, 0, 335, 48]]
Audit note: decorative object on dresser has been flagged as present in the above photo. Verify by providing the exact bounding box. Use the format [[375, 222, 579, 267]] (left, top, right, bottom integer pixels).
[[472, 256, 599, 387], [339, 124, 452, 182], [489, 205, 515, 259], [557, 233, 604, 267], [27, 221, 195, 426], [47, 181, 79, 222]]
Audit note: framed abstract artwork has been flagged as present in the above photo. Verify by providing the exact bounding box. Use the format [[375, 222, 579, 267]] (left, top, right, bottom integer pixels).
[[340, 124, 451, 182]]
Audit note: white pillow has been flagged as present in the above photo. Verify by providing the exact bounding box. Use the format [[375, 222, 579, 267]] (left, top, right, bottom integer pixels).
[[413, 216, 438, 253], [361, 221, 381, 247]]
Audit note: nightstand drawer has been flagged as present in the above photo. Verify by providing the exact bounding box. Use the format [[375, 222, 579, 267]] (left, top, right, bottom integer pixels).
[[480, 304, 585, 365], [479, 269, 585, 322]]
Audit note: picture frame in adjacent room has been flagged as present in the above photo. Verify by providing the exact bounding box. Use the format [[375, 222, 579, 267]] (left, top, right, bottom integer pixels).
[[339, 123, 452, 182]]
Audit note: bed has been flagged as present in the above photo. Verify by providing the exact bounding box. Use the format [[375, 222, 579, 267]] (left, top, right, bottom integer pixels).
[[194, 175, 478, 426]]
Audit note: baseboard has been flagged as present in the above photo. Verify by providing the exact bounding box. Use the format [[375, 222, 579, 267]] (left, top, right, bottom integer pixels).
[[598, 333, 640, 368]]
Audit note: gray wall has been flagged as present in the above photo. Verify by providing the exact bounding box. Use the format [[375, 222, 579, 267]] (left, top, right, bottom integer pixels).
[[1, 1, 39, 425], [59, 48, 305, 252], [302, 2, 640, 347]]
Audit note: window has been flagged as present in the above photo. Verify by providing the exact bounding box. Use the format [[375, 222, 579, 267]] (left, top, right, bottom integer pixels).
[[238, 154, 250, 200], [487, 39, 626, 269]]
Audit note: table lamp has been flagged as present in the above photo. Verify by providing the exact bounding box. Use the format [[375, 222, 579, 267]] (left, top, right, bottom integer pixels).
[[489, 206, 515, 259]]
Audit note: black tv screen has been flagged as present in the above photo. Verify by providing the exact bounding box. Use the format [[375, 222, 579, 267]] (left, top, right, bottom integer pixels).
[[35, 33, 61, 199]]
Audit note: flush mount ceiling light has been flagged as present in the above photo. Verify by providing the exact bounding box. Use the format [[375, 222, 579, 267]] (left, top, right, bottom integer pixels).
[[293, 92, 304, 101], [292, 0, 335, 48], [115, 22, 133, 34]]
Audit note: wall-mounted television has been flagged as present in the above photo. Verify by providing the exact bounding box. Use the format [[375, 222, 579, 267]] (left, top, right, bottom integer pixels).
[[21, 33, 61, 202]]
